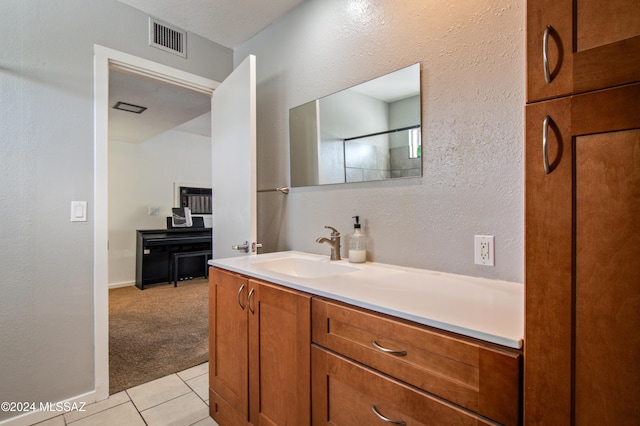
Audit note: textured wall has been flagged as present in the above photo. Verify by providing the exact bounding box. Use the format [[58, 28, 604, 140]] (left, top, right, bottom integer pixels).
[[236, 0, 525, 283], [0, 0, 231, 421]]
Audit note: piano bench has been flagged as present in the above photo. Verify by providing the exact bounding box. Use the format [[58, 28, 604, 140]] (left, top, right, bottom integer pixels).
[[169, 250, 212, 286]]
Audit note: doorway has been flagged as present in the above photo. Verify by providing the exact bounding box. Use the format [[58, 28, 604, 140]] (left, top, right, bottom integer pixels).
[[108, 69, 211, 288], [108, 70, 212, 393], [94, 45, 219, 400]]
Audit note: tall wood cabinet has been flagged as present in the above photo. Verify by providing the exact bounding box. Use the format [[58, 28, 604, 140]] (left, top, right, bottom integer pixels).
[[525, 1, 640, 424], [208, 268, 311, 426]]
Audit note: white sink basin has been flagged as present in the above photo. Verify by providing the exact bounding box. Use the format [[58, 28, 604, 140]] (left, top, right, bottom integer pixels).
[[253, 257, 358, 279]]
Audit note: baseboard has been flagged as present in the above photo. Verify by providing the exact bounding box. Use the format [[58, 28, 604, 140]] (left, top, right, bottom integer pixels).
[[0, 390, 97, 426], [108, 280, 135, 289]]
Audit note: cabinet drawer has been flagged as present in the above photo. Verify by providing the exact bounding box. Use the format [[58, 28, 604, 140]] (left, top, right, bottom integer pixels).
[[312, 345, 496, 425], [312, 298, 521, 425]]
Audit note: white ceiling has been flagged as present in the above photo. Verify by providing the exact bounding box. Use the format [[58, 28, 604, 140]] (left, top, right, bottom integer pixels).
[[110, 0, 304, 143], [109, 70, 212, 143], [116, 0, 305, 49]]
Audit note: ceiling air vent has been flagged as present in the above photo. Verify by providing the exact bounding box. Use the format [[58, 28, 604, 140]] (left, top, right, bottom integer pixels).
[[149, 17, 187, 58]]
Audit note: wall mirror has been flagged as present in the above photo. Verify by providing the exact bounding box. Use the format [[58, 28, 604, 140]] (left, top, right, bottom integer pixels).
[[289, 63, 421, 187]]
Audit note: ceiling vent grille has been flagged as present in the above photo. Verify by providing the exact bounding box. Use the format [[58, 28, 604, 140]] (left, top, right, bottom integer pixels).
[[149, 17, 187, 58]]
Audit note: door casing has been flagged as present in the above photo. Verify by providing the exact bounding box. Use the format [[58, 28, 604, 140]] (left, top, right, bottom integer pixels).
[[93, 45, 219, 401]]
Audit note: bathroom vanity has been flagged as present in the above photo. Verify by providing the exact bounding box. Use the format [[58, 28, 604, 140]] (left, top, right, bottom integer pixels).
[[208, 251, 523, 425]]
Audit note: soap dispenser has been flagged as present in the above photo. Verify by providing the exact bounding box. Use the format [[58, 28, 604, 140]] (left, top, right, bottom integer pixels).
[[349, 216, 366, 263]]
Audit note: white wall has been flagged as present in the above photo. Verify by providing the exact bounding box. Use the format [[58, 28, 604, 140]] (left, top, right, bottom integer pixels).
[[237, 0, 525, 283], [0, 0, 231, 422], [108, 130, 211, 287]]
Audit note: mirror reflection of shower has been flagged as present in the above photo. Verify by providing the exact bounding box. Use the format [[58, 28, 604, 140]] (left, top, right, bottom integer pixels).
[[289, 63, 422, 187], [342, 125, 421, 183]]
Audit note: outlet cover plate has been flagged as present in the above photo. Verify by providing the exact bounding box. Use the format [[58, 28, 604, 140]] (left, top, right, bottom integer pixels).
[[474, 235, 495, 266]]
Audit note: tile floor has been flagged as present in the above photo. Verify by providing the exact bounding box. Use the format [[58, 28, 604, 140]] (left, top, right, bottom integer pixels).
[[33, 363, 218, 426]]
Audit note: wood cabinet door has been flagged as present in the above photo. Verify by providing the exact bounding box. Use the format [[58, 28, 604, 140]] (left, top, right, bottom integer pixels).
[[574, 124, 640, 425], [527, 0, 640, 102], [209, 268, 249, 425], [525, 84, 640, 424], [248, 280, 311, 426]]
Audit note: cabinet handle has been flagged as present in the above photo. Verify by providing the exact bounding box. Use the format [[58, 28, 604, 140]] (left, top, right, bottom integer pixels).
[[247, 288, 255, 314], [371, 340, 407, 356], [237, 284, 246, 310], [371, 405, 406, 425], [543, 115, 551, 174], [543, 25, 552, 84]]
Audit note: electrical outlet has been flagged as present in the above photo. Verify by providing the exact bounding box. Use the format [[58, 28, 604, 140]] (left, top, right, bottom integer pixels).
[[474, 235, 495, 266]]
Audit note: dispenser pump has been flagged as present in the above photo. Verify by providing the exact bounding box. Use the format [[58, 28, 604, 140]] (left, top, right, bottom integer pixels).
[[349, 216, 366, 263]]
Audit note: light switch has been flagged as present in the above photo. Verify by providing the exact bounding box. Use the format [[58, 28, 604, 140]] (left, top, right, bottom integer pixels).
[[71, 201, 87, 222]]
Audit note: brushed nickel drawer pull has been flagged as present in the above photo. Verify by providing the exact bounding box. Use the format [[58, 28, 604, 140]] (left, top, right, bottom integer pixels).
[[237, 284, 246, 310], [543, 25, 552, 84], [247, 288, 255, 314], [371, 404, 406, 425], [543, 115, 551, 174], [371, 340, 407, 356]]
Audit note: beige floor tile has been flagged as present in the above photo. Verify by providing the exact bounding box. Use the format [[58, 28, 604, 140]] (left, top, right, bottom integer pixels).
[[29, 366, 215, 425], [192, 416, 219, 426], [186, 373, 209, 403], [64, 391, 129, 423], [140, 392, 209, 426], [33, 415, 65, 426], [177, 362, 208, 382], [127, 374, 191, 411], [68, 401, 145, 426]]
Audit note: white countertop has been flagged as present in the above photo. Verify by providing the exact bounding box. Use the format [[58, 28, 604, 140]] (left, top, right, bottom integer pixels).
[[209, 251, 524, 349]]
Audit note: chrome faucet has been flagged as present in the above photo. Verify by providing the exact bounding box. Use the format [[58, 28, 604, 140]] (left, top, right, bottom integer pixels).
[[316, 226, 341, 260]]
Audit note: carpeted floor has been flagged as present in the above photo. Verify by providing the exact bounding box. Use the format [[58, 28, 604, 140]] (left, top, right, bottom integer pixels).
[[109, 278, 209, 394]]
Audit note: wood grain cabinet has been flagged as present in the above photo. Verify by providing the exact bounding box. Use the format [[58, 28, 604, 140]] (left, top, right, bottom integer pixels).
[[525, 0, 640, 423], [208, 267, 311, 426], [312, 346, 498, 426], [312, 298, 522, 425], [527, 0, 640, 102], [209, 268, 523, 425], [524, 83, 640, 425]]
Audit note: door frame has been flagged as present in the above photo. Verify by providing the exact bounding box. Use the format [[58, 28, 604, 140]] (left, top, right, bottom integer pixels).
[[93, 45, 219, 400]]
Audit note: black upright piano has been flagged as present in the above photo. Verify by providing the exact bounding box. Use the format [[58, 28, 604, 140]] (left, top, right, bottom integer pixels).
[[135, 227, 212, 289]]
